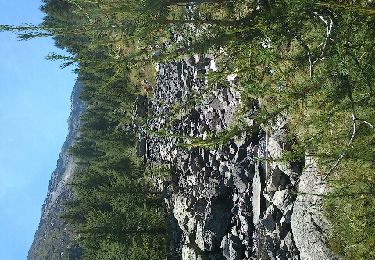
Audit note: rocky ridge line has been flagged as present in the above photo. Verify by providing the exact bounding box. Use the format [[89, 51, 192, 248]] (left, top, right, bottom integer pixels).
[[28, 80, 85, 260]]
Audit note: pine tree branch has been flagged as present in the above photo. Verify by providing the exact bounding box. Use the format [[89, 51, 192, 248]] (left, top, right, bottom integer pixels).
[[295, 35, 314, 78], [295, 10, 335, 79], [316, 2, 375, 15], [326, 81, 357, 177]]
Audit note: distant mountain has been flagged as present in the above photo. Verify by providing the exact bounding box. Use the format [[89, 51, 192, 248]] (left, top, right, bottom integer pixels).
[[28, 80, 85, 260]]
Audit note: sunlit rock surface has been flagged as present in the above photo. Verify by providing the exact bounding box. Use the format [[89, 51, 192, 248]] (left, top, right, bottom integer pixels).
[[291, 157, 339, 260], [142, 59, 337, 260]]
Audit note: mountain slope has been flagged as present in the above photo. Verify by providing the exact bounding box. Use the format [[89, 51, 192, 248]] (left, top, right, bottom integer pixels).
[[28, 80, 85, 260]]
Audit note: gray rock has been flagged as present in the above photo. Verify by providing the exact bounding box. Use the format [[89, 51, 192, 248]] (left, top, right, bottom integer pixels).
[[221, 234, 244, 260], [195, 221, 215, 251], [291, 156, 339, 260], [145, 58, 335, 260], [182, 244, 201, 260], [267, 167, 291, 192]]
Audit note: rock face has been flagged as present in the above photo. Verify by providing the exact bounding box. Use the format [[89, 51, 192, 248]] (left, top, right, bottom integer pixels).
[[141, 59, 338, 260], [28, 80, 85, 260], [291, 157, 339, 260]]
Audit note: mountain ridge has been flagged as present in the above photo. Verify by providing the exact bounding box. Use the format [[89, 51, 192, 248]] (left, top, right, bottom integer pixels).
[[28, 80, 85, 260]]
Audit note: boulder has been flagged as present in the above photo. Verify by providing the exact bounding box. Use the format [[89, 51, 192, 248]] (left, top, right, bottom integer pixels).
[[291, 156, 339, 260]]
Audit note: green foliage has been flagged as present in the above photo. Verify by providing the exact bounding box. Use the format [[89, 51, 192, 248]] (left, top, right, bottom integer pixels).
[[63, 64, 167, 257], [2, 0, 375, 258], [325, 161, 375, 260]]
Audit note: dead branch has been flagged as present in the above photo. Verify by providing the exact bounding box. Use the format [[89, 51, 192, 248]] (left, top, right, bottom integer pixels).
[[325, 82, 357, 177]]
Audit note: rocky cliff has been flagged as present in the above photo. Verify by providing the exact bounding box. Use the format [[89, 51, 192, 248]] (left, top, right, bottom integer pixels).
[[28, 80, 85, 260], [141, 59, 338, 260]]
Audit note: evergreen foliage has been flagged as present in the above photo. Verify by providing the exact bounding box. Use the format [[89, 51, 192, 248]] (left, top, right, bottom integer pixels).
[[1, 0, 375, 259], [63, 66, 167, 258]]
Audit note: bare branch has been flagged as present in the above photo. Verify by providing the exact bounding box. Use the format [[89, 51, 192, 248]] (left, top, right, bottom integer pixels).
[[313, 11, 334, 60], [325, 113, 356, 178], [296, 36, 313, 78], [325, 82, 357, 177], [356, 119, 374, 129], [295, 11, 335, 78]]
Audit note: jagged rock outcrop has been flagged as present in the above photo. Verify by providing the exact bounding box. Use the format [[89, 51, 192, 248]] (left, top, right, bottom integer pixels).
[[141, 58, 337, 260], [28, 80, 85, 260]]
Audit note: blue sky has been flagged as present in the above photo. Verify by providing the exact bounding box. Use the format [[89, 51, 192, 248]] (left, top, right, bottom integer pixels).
[[0, 0, 76, 259]]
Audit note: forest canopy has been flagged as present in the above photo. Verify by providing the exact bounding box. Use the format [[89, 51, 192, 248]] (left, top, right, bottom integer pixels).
[[2, 0, 374, 259]]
